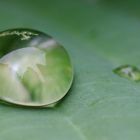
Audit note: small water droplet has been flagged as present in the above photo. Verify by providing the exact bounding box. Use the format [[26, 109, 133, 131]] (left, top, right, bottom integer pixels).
[[113, 65, 140, 82]]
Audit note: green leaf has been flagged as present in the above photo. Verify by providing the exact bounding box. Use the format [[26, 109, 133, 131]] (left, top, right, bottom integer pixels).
[[0, 0, 140, 139]]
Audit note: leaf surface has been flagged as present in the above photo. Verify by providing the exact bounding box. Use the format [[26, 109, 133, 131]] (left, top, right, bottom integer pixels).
[[0, 0, 140, 139]]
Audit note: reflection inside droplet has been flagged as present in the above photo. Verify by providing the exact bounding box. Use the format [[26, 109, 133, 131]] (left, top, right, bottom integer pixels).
[[0, 47, 46, 77]]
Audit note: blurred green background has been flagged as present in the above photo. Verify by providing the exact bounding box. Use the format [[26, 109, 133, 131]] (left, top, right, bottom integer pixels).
[[0, 0, 140, 140]]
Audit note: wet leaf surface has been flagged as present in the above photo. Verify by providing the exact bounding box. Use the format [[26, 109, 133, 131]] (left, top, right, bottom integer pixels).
[[0, 0, 140, 140]]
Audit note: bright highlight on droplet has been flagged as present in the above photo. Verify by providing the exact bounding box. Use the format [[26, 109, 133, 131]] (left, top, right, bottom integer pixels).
[[114, 65, 140, 82], [0, 28, 74, 107]]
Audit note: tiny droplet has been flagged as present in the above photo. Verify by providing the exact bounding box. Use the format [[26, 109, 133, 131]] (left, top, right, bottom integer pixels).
[[113, 65, 140, 82]]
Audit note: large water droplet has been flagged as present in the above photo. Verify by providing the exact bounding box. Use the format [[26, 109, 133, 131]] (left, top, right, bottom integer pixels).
[[0, 28, 73, 107], [113, 65, 140, 82]]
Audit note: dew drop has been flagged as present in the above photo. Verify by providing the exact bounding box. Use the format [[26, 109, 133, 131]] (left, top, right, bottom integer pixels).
[[0, 28, 74, 107], [113, 65, 140, 82]]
